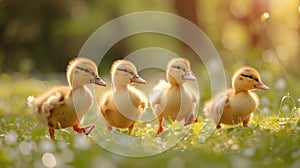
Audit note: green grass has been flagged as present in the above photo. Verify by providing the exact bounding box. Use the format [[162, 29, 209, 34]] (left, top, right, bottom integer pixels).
[[0, 73, 300, 168]]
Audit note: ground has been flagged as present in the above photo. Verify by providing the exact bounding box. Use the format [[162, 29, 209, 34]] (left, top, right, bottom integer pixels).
[[0, 74, 300, 168]]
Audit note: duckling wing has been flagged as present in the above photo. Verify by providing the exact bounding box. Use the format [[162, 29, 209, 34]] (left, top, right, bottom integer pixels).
[[149, 80, 170, 116], [128, 86, 148, 111], [27, 87, 71, 124], [203, 89, 234, 123], [249, 92, 260, 109], [99, 92, 114, 117]]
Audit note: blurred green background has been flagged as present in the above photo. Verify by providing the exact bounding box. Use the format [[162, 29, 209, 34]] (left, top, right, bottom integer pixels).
[[0, 0, 299, 74]]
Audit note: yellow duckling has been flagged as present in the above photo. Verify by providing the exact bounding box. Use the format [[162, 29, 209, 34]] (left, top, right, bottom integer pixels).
[[99, 60, 147, 134], [150, 58, 198, 134], [27, 57, 106, 139], [204, 66, 269, 129]]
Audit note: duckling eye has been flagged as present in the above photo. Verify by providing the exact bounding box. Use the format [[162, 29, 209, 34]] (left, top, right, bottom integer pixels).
[[241, 74, 258, 81], [76, 66, 90, 73], [117, 68, 134, 76], [173, 65, 181, 70], [241, 74, 251, 79], [76, 66, 97, 77], [117, 68, 127, 73]]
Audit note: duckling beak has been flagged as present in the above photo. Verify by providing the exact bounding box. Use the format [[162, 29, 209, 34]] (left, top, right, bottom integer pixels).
[[130, 74, 146, 84], [183, 71, 196, 81], [92, 77, 107, 86], [255, 81, 269, 90]]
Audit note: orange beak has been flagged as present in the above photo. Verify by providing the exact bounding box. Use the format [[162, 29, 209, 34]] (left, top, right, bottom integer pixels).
[[130, 74, 146, 84], [255, 81, 269, 90], [92, 77, 106, 86], [183, 71, 196, 81]]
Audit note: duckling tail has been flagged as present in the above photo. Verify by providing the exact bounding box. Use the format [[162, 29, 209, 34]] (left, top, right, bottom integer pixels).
[[27, 96, 36, 108]]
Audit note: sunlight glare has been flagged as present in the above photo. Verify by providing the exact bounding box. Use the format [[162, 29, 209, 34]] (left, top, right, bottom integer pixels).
[[261, 12, 270, 22]]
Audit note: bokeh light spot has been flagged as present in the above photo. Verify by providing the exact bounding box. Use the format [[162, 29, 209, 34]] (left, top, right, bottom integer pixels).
[[262, 50, 275, 63], [261, 12, 270, 22], [42, 152, 57, 168], [5, 130, 18, 145]]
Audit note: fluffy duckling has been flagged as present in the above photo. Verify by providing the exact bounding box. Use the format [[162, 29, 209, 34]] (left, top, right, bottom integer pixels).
[[99, 60, 147, 134], [204, 66, 269, 129], [27, 57, 106, 139], [150, 58, 199, 134]]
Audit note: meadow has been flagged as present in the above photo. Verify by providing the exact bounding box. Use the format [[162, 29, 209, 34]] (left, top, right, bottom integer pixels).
[[1, 0, 299, 167], [0, 70, 299, 168]]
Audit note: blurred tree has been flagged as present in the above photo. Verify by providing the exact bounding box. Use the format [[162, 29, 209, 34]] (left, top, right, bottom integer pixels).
[[197, 0, 299, 76], [173, 0, 203, 65], [0, 0, 73, 73], [175, 0, 198, 25], [0, 0, 298, 77]]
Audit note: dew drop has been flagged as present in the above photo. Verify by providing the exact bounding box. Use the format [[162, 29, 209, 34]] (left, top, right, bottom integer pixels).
[[243, 148, 255, 157], [231, 144, 239, 150], [19, 141, 32, 155], [74, 135, 90, 150], [146, 123, 152, 128], [275, 78, 286, 90], [39, 139, 55, 153], [227, 139, 234, 145], [5, 130, 18, 145], [42, 152, 57, 168]]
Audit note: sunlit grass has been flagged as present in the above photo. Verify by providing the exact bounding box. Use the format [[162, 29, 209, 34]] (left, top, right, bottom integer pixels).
[[0, 74, 300, 168]]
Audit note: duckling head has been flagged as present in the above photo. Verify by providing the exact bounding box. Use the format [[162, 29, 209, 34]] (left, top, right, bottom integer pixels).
[[111, 60, 146, 88], [166, 58, 196, 85], [232, 66, 269, 92], [67, 57, 106, 88]]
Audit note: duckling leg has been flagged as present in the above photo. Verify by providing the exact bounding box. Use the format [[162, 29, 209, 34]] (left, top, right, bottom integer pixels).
[[128, 122, 135, 135], [243, 116, 250, 127], [106, 124, 113, 131], [156, 117, 164, 134], [81, 124, 96, 135], [216, 124, 221, 129], [73, 124, 95, 135], [184, 114, 198, 126], [49, 127, 55, 139]]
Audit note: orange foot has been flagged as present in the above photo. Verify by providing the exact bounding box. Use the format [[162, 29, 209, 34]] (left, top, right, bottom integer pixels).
[[49, 127, 55, 139], [107, 125, 113, 131], [73, 124, 95, 135], [184, 114, 198, 126], [128, 122, 135, 135], [243, 121, 248, 127], [216, 124, 221, 129], [156, 117, 164, 134]]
